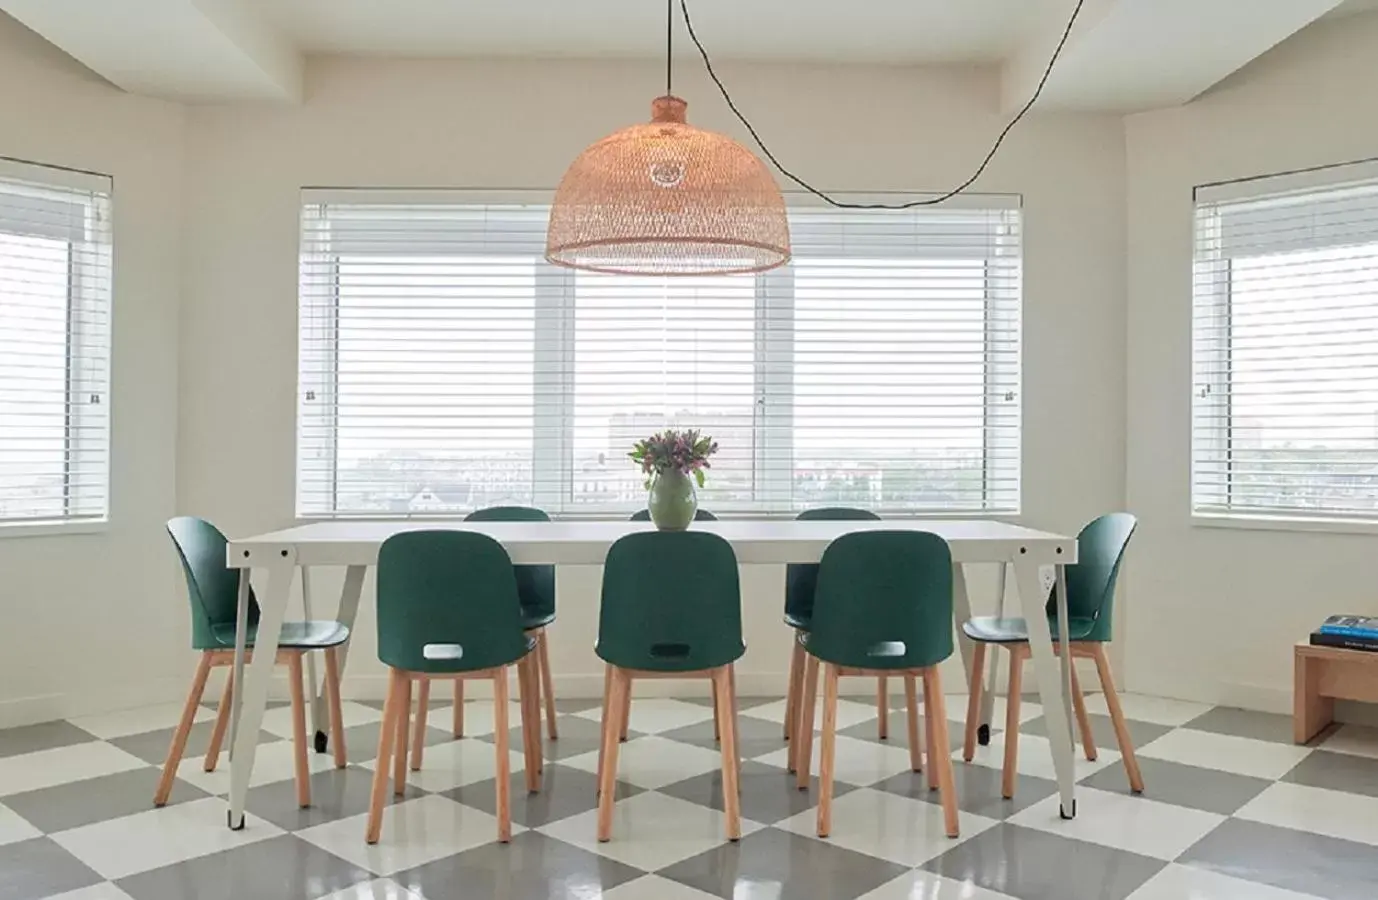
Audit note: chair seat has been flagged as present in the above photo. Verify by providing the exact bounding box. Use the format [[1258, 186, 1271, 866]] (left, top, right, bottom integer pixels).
[[211, 620, 350, 650], [962, 615, 1098, 644], [522, 611, 557, 631]]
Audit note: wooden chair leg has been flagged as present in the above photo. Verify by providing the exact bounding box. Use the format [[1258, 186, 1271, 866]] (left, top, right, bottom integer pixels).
[[876, 675, 889, 740], [1070, 663, 1097, 761], [1002, 648, 1024, 799], [288, 652, 312, 808], [156, 652, 213, 806], [713, 682, 721, 742], [597, 668, 629, 842], [785, 638, 805, 742], [453, 678, 465, 738], [203, 667, 233, 773], [324, 647, 347, 769], [796, 654, 820, 790], [538, 629, 559, 741], [619, 676, 632, 742], [817, 662, 840, 837], [409, 676, 430, 772], [926, 667, 960, 838], [922, 668, 939, 791], [963, 641, 987, 762], [1092, 645, 1144, 793], [366, 669, 403, 844], [715, 667, 742, 841], [904, 674, 922, 773], [393, 675, 411, 796], [493, 668, 513, 842], [597, 663, 612, 788], [517, 654, 542, 793]]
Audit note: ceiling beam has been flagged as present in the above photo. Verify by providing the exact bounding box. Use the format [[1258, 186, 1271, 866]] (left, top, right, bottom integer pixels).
[[0, 0, 301, 101], [1003, 0, 1346, 112]]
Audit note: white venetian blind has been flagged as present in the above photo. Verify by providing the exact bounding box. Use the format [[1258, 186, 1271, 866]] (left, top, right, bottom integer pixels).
[[1193, 162, 1378, 520], [297, 189, 1021, 518], [0, 159, 112, 527]]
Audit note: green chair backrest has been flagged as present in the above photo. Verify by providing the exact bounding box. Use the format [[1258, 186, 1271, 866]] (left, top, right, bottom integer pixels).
[[376, 531, 529, 673], [167, 516, 259, 651], [597, 531, 744, 672], [808, 531, 954, 670], [1046, 512, 1137, 643], [629, 508, 718, 522], [464, 506, 555, 621], [785, 507, 881, 624]]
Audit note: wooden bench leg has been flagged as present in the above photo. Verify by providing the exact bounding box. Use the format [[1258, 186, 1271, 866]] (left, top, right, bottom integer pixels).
[[1295, 651, 1335, 744]]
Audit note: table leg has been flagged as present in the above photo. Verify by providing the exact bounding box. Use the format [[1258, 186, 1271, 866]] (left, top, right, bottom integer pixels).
[[227, 553, 295, 830], [300, 567, 325, 751], [309, 565, 366, 753], [978, 563, 1006, 744], [1055, 564, 1076, 750], [1013, 559, 1077, 818], [951, 562, 976, 705], [228, 569, 251, 760]]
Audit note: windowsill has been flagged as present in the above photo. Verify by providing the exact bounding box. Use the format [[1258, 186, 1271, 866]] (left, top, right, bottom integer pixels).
[[295, 511, 1024, 524], [1192, 512, 1378, 536], [0, 519, 109, 539]]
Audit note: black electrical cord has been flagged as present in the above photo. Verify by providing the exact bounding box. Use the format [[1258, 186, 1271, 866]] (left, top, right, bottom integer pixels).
[[678, 0, 1087, 209], [666, 0, 674, 95]]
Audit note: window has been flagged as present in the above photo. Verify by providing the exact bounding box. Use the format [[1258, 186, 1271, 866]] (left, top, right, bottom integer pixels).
[[0, 159, 111, 528], [298, 190, 1020, 518], [1193, 163, 1378, 521]]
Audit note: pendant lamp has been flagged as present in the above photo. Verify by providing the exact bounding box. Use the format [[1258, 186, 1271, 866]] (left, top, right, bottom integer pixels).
[[545, 2, 790, 276]]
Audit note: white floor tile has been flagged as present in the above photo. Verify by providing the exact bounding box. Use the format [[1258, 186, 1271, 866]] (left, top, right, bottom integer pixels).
[[69, 703, 213, 740], [599, 874, 722, 900], [297, 795, 518, 876], [956, 730, 1119, 783], [1082, 693, 1213, 727], [974, 694, 1046, 727], [858, 870, 1019, 900], [0, 801, 40, 847], [1008, 787, 1225, 860], [1318, 724, 1378, 760], [741, 696, 885, 732], [312, 876, 426, 900], [50, 796, 282, 880], [0, 742, 147, 797], [537, 790, 764, 872], [1237, 782, 1378, 848], [423, 700, 524, 738], [777, 787, 997, 867], [756, 733, 915, 787], [175, 738, 337, 794], [560, 735, 726, 790], [1139, 729, 1313, 780], [573, 698, 716, 735], [357, 737, 526, 794], [39, 884, 139, 900], [260, 700, 381, 739], [1126, 863, 1326, 900]]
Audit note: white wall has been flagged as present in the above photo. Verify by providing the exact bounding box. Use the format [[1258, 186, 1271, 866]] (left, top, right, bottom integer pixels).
[[0, 15, 186, 724], [1124, 15, 1378, 713], [178, 57, 1127, 699]]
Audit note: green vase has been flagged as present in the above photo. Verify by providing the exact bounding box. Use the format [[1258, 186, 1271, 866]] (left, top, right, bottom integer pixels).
[[647, 469, 698, 531]]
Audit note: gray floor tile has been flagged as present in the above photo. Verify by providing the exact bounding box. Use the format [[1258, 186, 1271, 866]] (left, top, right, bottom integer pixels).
[[659, 760, 854, 825], [443, 762, 640, 828], [475, 711, 614, 761], [116, 833, 371, 900], [1282, 749, 1378, 798], [1180, 818, 1378, 900], [1183, 707, 1296, 744], [1023, 713, 1172, 753], [553, 698, 604, 714], [838, 712, 966, 753], [658, 825, 908, 900], [108, 723, 274, 766], [662, 714, 789, 760], [341, 721, 454, 765], [873, 762, 1057, 820], [245, 765, 425, 831], [0, 837, 103, 900], [0, 722, 98, 760], [391, 830, 644, 899], [3, 767, 209, 834], [1079, 756, 1271, 815], [921, 823, 1165, 900]]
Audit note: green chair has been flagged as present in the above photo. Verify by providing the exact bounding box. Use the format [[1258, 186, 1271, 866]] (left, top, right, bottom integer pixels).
[[161, 516, 349, 810], [960, 512, 1141, 799], [796, 531, 960, 839], [594, 531, 745, 842], [629, 508, 718, 522], [782, 508, 888, 754], [410, 506, 559, 755], [366, 531, 542, 845]]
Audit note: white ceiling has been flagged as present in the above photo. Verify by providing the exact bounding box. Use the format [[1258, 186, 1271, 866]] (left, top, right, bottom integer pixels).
[[0, 0, 1368, 109]]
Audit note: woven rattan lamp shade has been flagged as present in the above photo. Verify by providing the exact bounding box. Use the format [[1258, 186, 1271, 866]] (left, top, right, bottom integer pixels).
[[546, 96, 791, 276]]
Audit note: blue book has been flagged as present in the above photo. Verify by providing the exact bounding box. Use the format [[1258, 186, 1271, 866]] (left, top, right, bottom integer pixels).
[[1318, 615, 1378, 639]]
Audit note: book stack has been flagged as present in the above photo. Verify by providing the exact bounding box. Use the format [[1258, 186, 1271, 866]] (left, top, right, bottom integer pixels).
[[1311, 615, 1378, 652]]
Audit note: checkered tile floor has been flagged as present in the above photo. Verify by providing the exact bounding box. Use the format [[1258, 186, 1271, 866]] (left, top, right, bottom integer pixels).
[[1, 690, 1376, 900]]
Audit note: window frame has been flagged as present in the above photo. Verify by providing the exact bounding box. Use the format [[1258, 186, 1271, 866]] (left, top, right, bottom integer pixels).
[[296, 189, 1022, 520]]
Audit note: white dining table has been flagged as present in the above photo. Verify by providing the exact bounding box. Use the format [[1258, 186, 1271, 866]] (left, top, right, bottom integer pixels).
[[223, 518, 1081, 830]]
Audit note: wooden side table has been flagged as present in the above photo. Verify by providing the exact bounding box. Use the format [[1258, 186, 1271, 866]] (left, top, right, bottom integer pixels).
[[1295, 642, 1378, 743]]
